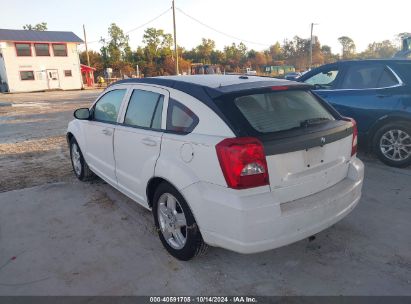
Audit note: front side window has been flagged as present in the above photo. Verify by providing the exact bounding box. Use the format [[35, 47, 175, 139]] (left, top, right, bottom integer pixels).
[[15, 43, 31, 56], [304, 68, 339, 89], [166, 99, 199, 133], [52, 44, 67, 56], [93, 89, 126, 123], [124, 89, 164, 129], [340, 65, 399, 89], [20, 71, 35, 81], [233, 90, 334, 133], [34, 43, 50, 56]]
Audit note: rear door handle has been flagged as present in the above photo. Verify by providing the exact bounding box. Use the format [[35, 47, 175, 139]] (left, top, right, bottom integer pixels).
[[101, 129, 112, 136], [141, 137, 157, 147]]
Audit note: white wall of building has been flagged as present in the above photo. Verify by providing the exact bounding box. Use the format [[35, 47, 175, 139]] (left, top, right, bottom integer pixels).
[[1, 42, 83, 93]]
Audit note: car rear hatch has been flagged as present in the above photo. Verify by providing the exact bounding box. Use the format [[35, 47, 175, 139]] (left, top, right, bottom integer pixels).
[[213, 86, 355, 202]]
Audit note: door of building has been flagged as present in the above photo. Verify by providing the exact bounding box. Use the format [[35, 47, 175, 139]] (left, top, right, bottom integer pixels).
[[46, 69, 60, 89]]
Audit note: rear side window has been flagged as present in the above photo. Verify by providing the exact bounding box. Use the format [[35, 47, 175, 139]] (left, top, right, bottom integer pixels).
[[340, 65, 399, 89], [124, 89, 164, 129], [391, 62, 411, 83], [93, 89, 126, 123], [233, 90, 334, 133], [378, 68, 399, 87], [167, 99, 199, 133]]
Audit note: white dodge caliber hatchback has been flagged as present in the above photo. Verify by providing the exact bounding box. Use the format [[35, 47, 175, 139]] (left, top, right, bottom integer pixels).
[[67, 75, 364, 260]]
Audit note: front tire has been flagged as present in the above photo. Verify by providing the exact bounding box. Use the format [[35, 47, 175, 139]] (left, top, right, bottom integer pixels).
[[69, 138, 95, 181], [373, 122, 411, 168], [152, 182, 207, 261]]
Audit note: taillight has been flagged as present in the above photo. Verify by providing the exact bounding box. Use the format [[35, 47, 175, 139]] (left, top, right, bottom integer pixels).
[[344, 117, 358, 156], [271, 86, 289, 91], [216, 137, 269, 189]]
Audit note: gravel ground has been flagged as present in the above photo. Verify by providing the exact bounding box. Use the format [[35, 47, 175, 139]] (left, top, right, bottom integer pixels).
[[0, 90, 101, 192]]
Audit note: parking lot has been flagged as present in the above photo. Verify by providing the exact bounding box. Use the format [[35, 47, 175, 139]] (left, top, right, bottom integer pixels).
[[0, 90, 410, 296]]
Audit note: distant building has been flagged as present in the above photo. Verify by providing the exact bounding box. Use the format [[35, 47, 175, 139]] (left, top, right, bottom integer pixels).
[[0, 29, 84, 93], [263, 65, 295, 77]]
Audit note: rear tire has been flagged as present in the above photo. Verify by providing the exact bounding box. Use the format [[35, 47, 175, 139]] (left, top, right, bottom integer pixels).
[[152, 182, 207, 261], [373, 122, 411, 168], [69, 138, 95, 181]]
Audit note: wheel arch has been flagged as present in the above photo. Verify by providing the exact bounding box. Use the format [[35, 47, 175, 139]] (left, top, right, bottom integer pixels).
[[66, 120, 87, 156], [66, 132, 74, 145], [146, 176, 171, 208], [366, 113, 411, 149], [145, 176, 202, 230]]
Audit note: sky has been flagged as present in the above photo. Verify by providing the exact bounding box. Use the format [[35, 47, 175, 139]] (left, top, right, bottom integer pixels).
[[0, 0, 409, 54]]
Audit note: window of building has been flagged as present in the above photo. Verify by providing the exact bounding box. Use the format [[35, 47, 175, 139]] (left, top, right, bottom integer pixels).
[[124, 89, 164, 129], [20, 71, 35, 81], [52, 44, 67, 56], [15, 43, 31, 56], [64, 70, 72, 77], [34, 43, 50, 56]]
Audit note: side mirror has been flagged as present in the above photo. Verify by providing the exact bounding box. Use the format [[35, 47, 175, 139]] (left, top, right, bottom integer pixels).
[[74, 108, 91, 120]]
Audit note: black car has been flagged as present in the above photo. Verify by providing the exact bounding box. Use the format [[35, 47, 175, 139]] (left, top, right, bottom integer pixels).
[[299, 59, 411, 167], [284, 72, 302, 81]]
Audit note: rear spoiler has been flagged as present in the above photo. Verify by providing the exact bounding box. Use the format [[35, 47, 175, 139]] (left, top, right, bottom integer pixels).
[[205, 81, 313, 99]]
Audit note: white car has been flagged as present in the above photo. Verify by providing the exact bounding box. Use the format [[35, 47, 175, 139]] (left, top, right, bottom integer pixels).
[[67, 75, 364, 261]]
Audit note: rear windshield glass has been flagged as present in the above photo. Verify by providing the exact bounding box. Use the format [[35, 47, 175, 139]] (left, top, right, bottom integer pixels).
[[232, 90, 334, 133]]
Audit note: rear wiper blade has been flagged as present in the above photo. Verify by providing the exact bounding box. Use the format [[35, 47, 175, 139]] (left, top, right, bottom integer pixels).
[[300, 117, 330, 128]]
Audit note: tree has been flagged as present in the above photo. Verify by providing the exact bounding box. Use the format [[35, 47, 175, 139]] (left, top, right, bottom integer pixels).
[[143, 28, 173, 64], [197, 38, 215, 63], [79, 50, 104, 76], [99, 23, 132, 76], [107, 23, 130, 63], [321, 45, 338, 63], [338, 36, 356, 59], [224, 42, 248, 72], [359, 40, 397, 59], [210, 50, 225, 65], [268, 42, 284, 62], [23, 22, 48, 31]]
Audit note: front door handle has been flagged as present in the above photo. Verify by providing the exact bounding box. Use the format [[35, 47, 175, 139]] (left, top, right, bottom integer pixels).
[[101, 129, 112, 136], [141, 137, 157, 147]]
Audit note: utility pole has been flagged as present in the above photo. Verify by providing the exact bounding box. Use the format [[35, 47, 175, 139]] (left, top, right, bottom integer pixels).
[[83, 24, 90, 67], [172, 0, 179, 75], [309, 23, 318, 70]]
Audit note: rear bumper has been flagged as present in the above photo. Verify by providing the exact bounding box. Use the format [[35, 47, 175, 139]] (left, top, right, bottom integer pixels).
[[182, 158, 364, 254]]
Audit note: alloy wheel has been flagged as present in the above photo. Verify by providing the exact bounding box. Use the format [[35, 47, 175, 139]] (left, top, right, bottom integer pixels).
[[71, 143, 82, 176], [380, 129, 411, 161], [157, 193, 188, 250]]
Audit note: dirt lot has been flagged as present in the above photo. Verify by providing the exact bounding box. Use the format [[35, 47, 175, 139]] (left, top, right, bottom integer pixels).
[[0, 90, 100, 192], [0, 91, 410, 296]]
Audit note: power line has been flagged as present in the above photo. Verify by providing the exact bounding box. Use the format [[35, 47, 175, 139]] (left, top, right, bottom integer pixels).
[[125, 8, 171, 34], [87, 7, 171, 44], [176, 7, 270, 48]]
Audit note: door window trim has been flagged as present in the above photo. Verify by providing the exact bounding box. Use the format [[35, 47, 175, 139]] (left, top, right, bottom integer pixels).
[[120, 88, 165, 132], [117, 84, 170, 131]]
